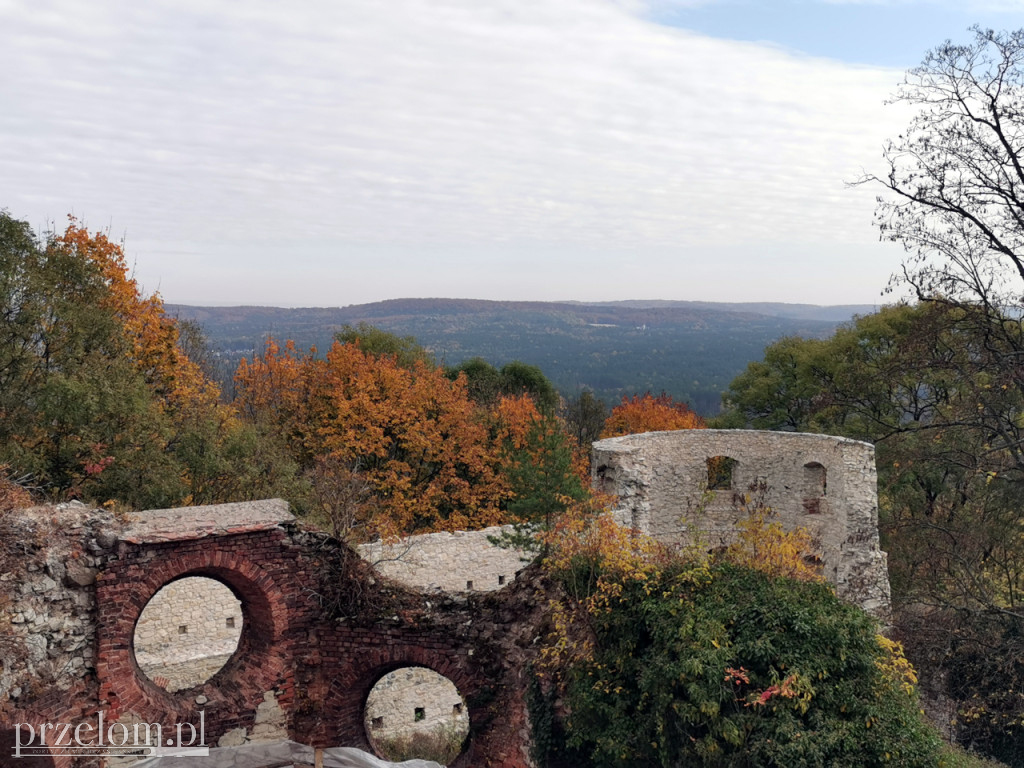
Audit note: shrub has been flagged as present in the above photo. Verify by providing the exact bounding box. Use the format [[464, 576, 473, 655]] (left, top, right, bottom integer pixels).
[[555, 562, 944, 767]]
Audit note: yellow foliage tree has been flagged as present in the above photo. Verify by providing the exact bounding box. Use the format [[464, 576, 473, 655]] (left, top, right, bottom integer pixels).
[[724, 482, 824, 583]]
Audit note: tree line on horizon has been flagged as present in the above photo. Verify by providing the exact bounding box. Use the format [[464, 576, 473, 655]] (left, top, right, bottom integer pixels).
[[0, 211, 709, 543]]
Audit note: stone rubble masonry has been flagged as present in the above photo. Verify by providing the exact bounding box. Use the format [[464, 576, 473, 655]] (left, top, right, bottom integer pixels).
[[133, 577, 243, 692], [356, 526, 529, 593], [592, 429, 892, 616], [0, 501, 120, 768]]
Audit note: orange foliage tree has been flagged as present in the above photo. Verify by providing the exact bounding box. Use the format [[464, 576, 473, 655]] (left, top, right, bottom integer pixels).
[[0, 215, 295, 508], [236, 339, 510, 539], [49, 220, 281, 507], [600, 391, 705, 438], [52, 219, 219, 411]]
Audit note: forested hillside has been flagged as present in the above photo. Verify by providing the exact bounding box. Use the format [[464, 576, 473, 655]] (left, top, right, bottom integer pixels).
[[168, 299, 872, 414]]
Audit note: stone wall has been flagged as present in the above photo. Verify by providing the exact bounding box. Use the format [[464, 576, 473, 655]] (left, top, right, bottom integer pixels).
[[357, 526, 529, 593], [364, 667, 469, 744], [133, 576, 243, 692], [592, 429, 891, 616], [0, 502, 120, 761]]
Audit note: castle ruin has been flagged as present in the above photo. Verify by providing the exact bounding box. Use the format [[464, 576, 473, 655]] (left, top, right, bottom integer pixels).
[[592, 429, 891, 616], [0, 430, 893, 767]]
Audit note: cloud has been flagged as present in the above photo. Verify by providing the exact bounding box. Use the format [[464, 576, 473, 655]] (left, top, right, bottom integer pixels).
[[0, 0, 908, 304]]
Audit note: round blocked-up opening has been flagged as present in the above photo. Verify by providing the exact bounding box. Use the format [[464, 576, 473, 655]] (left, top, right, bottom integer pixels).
[[364, 667, 470, 764], [133, 576, 243, 692]]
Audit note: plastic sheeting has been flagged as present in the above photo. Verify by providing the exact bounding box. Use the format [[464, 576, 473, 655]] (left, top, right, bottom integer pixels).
[[128, 740, 443, 768]]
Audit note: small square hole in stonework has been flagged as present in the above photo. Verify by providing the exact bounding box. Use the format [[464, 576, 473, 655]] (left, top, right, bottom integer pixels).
[[226, 617, 235, 628], [466, 580, 473, 590], [414, 707, 425, 722], [371, 717, 383, 729], [178, 625, 188, 634], [453, 703, 463, 715], [498, 575, 505, 586]]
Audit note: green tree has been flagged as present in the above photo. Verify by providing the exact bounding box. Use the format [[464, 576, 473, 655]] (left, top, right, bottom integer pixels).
[[446, 357, 504, 406], [335, 322, 434, 368], [0, 212, 300, 510], [503, 418, 587, 528], [0, 212, 184, 505], [560, 389, 609, 451], [499, 360, 560, 414], [447, 358, 561, 414]]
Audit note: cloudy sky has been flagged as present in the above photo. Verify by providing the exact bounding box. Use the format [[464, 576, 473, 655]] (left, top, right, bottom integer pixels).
[[2, 0, 1021, 307]]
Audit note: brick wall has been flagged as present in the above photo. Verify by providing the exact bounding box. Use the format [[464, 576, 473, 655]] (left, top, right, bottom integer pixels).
[[1, 500, 544, 768]]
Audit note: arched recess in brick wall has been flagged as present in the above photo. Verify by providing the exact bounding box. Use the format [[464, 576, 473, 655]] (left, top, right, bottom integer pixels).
[[363, 666, 470, 764], [317, 645, 485, 768], [95, 545, 293, 734]]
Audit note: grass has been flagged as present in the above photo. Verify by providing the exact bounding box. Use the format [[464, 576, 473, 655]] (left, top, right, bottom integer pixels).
[[369, 720, 467, 765]]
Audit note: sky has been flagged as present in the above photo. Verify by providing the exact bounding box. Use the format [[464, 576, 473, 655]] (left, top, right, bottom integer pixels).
[[2, 0, 1022, 307]]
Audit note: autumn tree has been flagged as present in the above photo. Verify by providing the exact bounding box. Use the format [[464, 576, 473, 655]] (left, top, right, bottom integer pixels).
[[859, 27, 1024, 481], [535, 492, 941, 768], [865, 28, 1024, 312], [0, 212, 176, 504], [235, 338, 509, 539], [0, 212, 298, 509], [600, 391, 704, 438], [852, 31, 1024, 760]]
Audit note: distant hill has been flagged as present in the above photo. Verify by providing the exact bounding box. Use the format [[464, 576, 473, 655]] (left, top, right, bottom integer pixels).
[[168, 299, 877, 415]]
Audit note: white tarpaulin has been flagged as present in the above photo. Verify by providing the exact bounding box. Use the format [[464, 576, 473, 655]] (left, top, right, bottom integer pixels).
[[128, 740, 443, 768]]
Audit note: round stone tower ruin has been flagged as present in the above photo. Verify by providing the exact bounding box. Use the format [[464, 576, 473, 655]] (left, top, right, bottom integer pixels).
[[591, 429, 891, 616]]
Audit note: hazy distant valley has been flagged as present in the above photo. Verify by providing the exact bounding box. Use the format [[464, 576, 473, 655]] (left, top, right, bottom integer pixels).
[[170, 298, 875, 414]]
